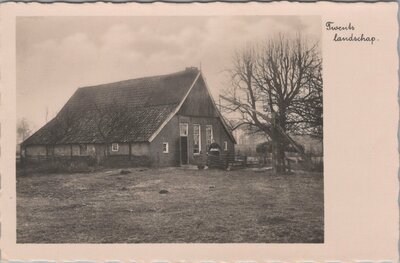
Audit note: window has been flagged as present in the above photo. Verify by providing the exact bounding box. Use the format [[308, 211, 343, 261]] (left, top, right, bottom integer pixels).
[[224, 141, 228, 151], [205, 125, 213, 149], [180, 123, 188, 137], [111, 143, 119, 152], [193, 124, 201, 154], [163, 142, 169, 153]]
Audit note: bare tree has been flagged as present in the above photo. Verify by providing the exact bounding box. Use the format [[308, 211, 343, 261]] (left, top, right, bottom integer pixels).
[[222, 34, 322, 173], [92, 100, 133, 157], [17, 118, 32, 143], [51, 108, 80, 144]]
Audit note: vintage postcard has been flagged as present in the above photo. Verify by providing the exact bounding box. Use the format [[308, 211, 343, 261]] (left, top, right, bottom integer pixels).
[[0, 2, 398, 262]]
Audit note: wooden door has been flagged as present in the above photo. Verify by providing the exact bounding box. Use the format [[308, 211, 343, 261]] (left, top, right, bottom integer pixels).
[[180, 137, 188, 164], [179, 123, 189, 165]]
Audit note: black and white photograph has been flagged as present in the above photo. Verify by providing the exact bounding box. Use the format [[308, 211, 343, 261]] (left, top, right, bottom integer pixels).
[[16, 16, 324, 243]]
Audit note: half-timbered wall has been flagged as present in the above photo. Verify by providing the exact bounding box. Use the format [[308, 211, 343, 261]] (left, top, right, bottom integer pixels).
[[25, 145, 46, 156]]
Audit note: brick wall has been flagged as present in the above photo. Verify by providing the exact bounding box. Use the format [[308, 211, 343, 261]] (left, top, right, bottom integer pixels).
[[149, 115, 180, 167], [131, 142, 150, 156]]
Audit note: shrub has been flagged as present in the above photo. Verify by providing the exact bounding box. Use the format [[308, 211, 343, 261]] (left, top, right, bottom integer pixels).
[[18, 157, 95, 175]]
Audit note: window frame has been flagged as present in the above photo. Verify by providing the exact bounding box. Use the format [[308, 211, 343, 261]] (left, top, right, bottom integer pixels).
[[205, 125, 213, 147], [193, 124, 201, 155], [180, 123, 189, 137], [224, 141, 228, 151], [111, 143, 119, 152], [163, 142, 169, 153]]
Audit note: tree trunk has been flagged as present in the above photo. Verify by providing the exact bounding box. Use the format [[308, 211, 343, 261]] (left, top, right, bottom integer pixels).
[[271, 113, 286, 174], [275, 141, 286, 173]]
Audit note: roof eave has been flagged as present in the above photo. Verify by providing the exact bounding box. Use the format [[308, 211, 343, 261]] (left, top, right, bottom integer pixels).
[[200, 73, 237, 144]]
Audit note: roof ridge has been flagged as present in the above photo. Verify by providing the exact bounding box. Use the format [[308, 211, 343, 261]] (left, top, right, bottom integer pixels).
[[22, 68, 201, 146], [78, 68, 199, 90]]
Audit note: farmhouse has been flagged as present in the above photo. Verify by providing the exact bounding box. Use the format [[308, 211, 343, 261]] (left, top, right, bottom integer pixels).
[[21, 68, 236, 167]]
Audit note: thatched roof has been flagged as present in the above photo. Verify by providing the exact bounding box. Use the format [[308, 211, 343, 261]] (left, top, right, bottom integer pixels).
[[23, 68, 201, 145]]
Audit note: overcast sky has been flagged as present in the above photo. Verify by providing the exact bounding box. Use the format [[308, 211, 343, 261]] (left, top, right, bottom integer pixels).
[[17, 16, 321, 131]]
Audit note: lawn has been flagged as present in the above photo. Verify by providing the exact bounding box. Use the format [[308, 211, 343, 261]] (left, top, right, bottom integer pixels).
[[17, 167, 324, 243]]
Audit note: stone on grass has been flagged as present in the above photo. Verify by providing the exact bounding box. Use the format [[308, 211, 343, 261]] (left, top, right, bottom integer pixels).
[[159, 189, 169, 194], [120, 169, 131, 175]]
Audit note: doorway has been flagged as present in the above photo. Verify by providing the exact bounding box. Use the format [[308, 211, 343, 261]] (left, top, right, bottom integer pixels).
[[180, 136, 188, 164], [179, 123, 189, 165]]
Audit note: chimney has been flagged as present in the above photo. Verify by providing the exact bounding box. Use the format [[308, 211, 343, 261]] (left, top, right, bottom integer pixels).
[[185, 66, 198, 72]]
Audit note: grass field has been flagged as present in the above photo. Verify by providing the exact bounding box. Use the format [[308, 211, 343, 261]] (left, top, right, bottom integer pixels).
[[17, 167, 324, 243]]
